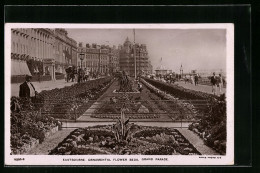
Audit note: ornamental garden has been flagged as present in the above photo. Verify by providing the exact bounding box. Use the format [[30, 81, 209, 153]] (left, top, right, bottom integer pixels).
[[10, 74, 226, 155]]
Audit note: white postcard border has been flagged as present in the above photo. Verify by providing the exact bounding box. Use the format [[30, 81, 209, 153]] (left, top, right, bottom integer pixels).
[[5, 23, 234, 166]]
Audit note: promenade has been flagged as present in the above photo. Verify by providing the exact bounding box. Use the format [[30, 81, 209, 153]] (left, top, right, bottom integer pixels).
[[11, 77, 100, 97], [175, 81, 226, 96]]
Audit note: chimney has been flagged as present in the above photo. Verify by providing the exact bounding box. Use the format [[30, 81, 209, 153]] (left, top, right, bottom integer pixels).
[[79, 42, 83, 47]]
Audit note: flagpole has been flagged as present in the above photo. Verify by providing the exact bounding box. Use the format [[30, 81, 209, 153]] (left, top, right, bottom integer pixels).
[[133, 29, 136, 79]]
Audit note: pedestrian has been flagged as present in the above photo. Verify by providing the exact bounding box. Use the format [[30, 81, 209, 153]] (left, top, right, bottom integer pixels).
[[191, 75, 194, 84], [184, 75, 187, 84], [210, 72, 217, 95], [19, 74, 38, 102], [218, 74, 224, 94], [34, 67, 40, 83], [194, 74, 199, 86], [77, 68, 83, 83], [137, 82, 143, 92]]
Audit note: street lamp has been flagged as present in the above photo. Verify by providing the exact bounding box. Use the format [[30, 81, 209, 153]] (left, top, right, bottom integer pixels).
[[180, 64, 183, 79], [98, 48, 101, 75], [133, 29, 137, 79], [79, 49, 85, 69]]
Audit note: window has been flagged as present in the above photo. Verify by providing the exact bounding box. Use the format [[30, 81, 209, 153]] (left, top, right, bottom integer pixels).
[[12, 42, 15, 52], [20, 45, 23, 54]]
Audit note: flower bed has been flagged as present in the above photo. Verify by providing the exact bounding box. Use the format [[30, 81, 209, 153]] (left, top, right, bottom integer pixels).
[[142, 77, 227, 154], [141, 79, 199, 121], [90, 80, 200, 121], [188, 94, 227, 155], [38, 77, 114, 120], [49, 125, 201, 155], [10, 97, 62, 155], [91, 93, 159, 119], [142, 77, 218, 100], [10, 77, 114, 154]]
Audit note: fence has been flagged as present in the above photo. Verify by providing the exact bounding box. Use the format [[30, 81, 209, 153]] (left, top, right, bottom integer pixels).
[[33, 98, 211, 129]]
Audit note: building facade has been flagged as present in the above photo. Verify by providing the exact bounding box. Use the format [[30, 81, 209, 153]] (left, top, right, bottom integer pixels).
[[109, 46, 120, 73], [11, 28, 55, 79], [77, 43, 119, 75], [119, 37, 152, 76], [11, 28, 77, 80], [53, 29, 77, 74]]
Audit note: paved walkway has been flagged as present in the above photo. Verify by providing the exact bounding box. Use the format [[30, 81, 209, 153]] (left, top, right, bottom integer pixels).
[[178, 129, 219, 155], [77, 80, 118, 121], [11, 79, 75, 97], [11, 77, 101, 97], [25, 129, 74, 155], [175, 81, 226, 96]]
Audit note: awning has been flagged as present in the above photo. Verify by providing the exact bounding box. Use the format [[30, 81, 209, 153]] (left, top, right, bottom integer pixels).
[[11, 59, 31, 76]]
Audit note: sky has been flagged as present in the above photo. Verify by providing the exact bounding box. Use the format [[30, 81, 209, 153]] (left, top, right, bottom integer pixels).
[[66, 28, 226, 73]]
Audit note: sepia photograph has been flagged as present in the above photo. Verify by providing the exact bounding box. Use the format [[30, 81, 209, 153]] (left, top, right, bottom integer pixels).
[[5, 24, 234, 165]]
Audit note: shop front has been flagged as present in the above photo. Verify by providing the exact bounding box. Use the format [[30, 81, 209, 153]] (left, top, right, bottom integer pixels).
[[43, 59, 56, 80]]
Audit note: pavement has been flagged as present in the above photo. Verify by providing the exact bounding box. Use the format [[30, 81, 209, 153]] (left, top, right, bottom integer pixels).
[[174, 81, 226, 96], [178, 129, 219, 155], [11, 77, 100, 97], [25, 129, 74, 155]]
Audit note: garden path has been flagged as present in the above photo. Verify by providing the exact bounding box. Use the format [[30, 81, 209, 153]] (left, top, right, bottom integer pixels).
[[76, 80, 118, 121], [178, 129, 219, 155], [76, 79, 179, 122], [25, 129, 74, 155]]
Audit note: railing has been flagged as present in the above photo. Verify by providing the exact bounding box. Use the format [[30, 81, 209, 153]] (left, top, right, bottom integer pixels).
[[33, 98, 211, 125]]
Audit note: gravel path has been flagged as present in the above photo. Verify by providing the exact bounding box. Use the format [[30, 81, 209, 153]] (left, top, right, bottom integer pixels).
[[25, 129, 74, 155], [178, 128, 219, 155]]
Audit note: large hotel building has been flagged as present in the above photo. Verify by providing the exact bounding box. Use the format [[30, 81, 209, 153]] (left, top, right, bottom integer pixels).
[[118, 37, 153, 76], [76, 37, 153, 77]]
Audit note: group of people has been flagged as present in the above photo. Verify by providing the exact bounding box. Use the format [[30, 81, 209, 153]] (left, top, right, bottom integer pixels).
[[184, 74, 199, 85], [183, 72, 225, 95], [211, 72, 225, 95], [65, 67, 91, 83]]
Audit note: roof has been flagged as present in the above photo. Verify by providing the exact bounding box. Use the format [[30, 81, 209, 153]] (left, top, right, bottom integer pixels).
[[156, 64, 167, 70]]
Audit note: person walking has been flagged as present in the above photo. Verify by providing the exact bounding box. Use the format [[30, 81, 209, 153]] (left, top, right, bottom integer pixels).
[[19, 75, 38, 102], [191, 75, 194, 84], [194, 74, 199, 86], [218, 74, 224, 94], [210, 72, 217, 95], [34, 67, 40, 83]]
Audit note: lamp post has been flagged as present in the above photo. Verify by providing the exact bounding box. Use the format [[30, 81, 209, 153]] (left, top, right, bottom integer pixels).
[[98, 48, 101, 75], [133, 29, 137, 79], [79, 49, 84, 69], [108, 51, 112, 75], [180, 64, 183, 79], [138, 47, 141, 77]]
